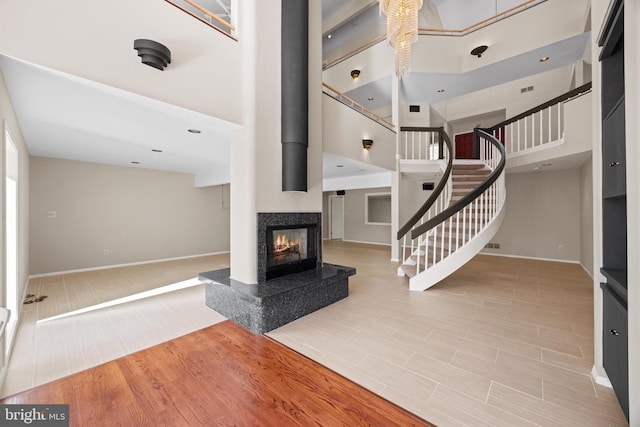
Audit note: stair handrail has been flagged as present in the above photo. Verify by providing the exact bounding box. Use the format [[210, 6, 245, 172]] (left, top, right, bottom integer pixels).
[[397, 127, 453, 240], [411, 129, 505, 240]]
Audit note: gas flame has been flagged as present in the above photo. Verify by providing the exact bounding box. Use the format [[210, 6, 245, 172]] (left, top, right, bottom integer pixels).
[[274, 234, 299, 253]]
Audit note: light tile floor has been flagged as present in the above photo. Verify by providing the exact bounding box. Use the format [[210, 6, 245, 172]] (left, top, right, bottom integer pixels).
[[268, 240, 628, 427], [1, 241, 628, 426]]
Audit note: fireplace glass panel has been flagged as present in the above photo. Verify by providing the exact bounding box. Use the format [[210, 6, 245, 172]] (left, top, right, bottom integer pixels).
[[269, 228, 308, 267], [265, 225, 318, 280]]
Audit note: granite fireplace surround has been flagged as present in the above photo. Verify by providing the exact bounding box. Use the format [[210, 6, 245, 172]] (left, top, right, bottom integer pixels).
[[200, 213, 355, 334]]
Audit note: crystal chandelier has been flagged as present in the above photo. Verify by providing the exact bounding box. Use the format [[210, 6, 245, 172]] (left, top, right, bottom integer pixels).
[[379, 0, 423, 78]]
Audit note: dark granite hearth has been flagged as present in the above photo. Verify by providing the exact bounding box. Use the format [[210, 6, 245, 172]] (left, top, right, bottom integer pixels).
[[201, 264, 355, 334]]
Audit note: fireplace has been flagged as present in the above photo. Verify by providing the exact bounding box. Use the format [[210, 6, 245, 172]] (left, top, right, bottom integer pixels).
[[266, 225, 317, 280], [202, 211, 354, 334], [257, 212, 322, 283]]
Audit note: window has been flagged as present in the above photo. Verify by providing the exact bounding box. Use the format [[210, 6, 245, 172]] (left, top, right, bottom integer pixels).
[[365, 193, 391, 225]]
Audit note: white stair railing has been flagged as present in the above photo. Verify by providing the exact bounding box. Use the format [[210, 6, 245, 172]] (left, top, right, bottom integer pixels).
[[397, 128, 453, 262], [401, 130, 506, 284]]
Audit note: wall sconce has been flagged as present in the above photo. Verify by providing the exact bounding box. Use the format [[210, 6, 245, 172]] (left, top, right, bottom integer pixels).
[[362, 139, 373, 150], [470, 45, 488, 58], [134, 39, 171, 71], [351, 69, 361, 79]]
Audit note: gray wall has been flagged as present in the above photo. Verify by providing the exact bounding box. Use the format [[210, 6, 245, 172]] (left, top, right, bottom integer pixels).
[[483, 169, 582, 261], [323, 187, 391, 245], [30, 157, 230, 274]]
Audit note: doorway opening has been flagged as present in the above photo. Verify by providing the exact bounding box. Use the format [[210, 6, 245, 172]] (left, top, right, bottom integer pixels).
[[329, 195, 344, 240]]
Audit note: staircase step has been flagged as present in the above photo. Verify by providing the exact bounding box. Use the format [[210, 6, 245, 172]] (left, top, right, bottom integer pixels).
[[453, 182, 483, 189], [452, 169, 491, 176], [453, 176, 488, 182], [452, 163, 485, 170], [399, 264, 418, 278]]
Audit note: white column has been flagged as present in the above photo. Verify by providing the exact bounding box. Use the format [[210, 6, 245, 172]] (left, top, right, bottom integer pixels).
[[390, 73, 401, 261], [230, 0, 322, 284]]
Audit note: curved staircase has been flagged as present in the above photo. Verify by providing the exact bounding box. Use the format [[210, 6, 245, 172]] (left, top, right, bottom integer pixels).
[[398, 130, 506, 291]]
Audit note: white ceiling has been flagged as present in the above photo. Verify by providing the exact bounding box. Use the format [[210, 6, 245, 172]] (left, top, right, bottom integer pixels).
[[0, 54, 238, 187], [0, 0, 590, 189]]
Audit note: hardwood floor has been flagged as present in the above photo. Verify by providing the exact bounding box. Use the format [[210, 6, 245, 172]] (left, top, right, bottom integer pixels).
[[1, 320, 432, 426], [1, 241, 629, 426]]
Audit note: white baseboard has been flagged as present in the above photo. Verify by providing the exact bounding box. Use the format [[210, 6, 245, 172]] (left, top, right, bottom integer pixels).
[[479, 251, 581, 264], [580, 262, 594, 279], [29, 251, 230, 279], [342, 239, 392, 247], [591, 365, 612, 388]]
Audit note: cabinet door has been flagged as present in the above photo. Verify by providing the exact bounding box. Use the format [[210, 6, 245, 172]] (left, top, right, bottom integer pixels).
[[602, 285, 628, 419], [602, 100, 626, 198]]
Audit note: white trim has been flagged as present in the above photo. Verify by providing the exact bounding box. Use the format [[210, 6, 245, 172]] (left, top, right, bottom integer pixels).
[[365, 192, 392, 225], [478, 252, 581, 264], [342, 239, 391, 247], [328, 195, 344, 240], [580, 262, 594, 279], [591, 365, 612, 388], [28, 251, 230, 279]]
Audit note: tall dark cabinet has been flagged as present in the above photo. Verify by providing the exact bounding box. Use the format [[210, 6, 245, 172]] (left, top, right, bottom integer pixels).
[[598, 0, 628, 420]]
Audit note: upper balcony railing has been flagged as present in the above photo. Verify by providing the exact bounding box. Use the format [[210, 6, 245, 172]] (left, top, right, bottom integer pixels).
[[165, 0, 236, 39], [323, 0, 547, 70], [419, 0, 546, 36], [485, 82, 592, 156], [322, 83, 395, 131]]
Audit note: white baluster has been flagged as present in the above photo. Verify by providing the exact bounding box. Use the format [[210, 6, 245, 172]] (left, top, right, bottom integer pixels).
[[547, 105, 552, 143], [557, 102, 562, 140]]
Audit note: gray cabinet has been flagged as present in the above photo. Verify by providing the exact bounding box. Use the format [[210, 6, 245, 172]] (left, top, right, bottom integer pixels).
[[598, 0, 628, 420]]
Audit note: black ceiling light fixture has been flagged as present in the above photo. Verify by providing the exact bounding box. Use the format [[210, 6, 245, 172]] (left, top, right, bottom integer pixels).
[[470, 45, 488, 58], [134, 39, 171, 71], [362, 139, 373, 150], [351, 69, 361, 79]]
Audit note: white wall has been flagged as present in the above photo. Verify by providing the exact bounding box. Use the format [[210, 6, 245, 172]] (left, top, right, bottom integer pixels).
[[323, 94, 397, 171], [483, 169, 582, 262], [0, 69, 30, 371], [336, 186, 392, 246], [29, 157, 230, 275], [441, 66, 574, 123], [0, 0, 242, 124]]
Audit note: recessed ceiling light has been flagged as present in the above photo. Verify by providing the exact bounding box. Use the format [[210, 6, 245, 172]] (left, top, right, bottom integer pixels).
[[327, 34, 332, 39], [151, 149, 163, 153], [539, 56, 549, 62], [534, 167, 540, 170], [336, 164, 344, 168], [131, 161, 140, 164], [188, 129, 202, 134], [358, 169, 365, 172], [368, 97, 374, 101], [437, 89, 445, 93]]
